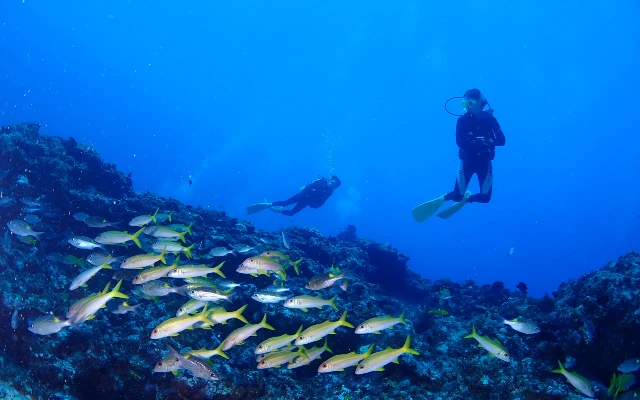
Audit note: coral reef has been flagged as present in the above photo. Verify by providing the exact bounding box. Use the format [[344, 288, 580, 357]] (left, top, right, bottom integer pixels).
[[0, 122, 639, 399]]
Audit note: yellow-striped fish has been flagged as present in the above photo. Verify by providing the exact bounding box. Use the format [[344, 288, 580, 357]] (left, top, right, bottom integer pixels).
[[355, 336, 419, 374], [318, 344, 374, 373], [207, 305, 249, 324], [220, 314, 275, 351], [283, 295, 338, 312], [150, 306, 214, 339], [355, 310, 407, 334], [288, 338, 332, 369], [294, 311, 354, 345], [257, 347, 308, 369], [255, 326, 303, 354]]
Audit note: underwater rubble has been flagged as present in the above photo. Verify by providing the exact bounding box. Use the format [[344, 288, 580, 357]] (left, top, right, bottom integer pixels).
[[0, 122, 639, 399]]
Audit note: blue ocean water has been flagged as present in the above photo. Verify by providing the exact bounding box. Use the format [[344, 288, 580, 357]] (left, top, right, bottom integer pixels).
[[1, 0, 638, 298]]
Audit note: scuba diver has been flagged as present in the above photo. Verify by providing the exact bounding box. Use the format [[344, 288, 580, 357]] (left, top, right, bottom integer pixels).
[[247, 175, 341, 216], [412, 88, 506, 222]]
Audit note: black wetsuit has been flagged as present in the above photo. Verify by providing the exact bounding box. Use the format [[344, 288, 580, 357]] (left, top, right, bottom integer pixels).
[[444, 110, 506, 203], [272, 177, 336, 216]]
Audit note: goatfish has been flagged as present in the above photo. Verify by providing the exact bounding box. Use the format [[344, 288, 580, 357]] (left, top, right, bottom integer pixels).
[[318, 344, 374, 373], [355, 310, 407, 334], [355, 336, 420, 374], [66, 282, 111, 318], [95, 227, 145, 248], [180, 277, 218, 288], [152, 241, 195, 259], [176, 299, 208, 317], [121, 248, 167, 269], [283, 295, 338, 312], [144, 225, 187, 243], [288, 338, 332, 369], [150, 306, 214, 339], [260, 250, 302, 275], [220, 314, 275, 351], [28, 315, 71, 335], [155, 343, 227, 375], [207, 305, 249, 324], [256, 345, 298, 362], [87, 252, 121, 266], [155, 211, 173, 223], [502, 317, 540, 334], [237, 256, 287, 280], [129, 208, 159, 227], [464, 325, 510, 362], [551, 360, 595, 398], [132, 255, 179, 285], [167, 223, 193, 235], [69, 258, 113, 290], [305, 270, 349, 291], [165, 344, 218, 381], [168, 262, 226, 279], [255, 326, 304, 354], [294, 311, 354, 345], [188, 343, 229, 360], [68, 236, 106, 250], [69, 280, 129, 326], [257, 347, 308, 369]]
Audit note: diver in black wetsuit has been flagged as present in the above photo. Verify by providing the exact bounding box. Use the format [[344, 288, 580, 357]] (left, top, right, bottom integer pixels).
[[246, 175, 341, 216], [445, 88, 506, 203], [411, 88, 506, 221]]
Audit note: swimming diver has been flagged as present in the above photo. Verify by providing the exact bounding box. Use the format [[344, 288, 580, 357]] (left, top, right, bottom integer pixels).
[[412, 88, 506, 222], [247, 175, 341, 216]]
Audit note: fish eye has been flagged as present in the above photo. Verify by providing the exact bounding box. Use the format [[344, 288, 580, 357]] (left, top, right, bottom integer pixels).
[[321, 364, 327, 368], [358, 365, 364, 369], [156, 362, 162, 366], [258, 345, 263, 349], [298, 336, 303, 340], [359, 325, 364, 329], [153, 329, 158, 333], [260, 361, 265, 365], [175, 358, 179, 362]]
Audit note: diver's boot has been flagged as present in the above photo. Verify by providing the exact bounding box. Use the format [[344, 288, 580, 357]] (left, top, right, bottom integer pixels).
[[436, 191, 471, 219]]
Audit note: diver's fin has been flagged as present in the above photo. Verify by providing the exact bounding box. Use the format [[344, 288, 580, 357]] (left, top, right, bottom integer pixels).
[[436, 191, 471, 219], [411, 195, 446, 223], [247, 203, 273, 215]]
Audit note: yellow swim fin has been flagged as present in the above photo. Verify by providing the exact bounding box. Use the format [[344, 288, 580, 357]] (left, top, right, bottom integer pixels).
[[246, 202, 273, 215], [411, 195, 446, 223], [436, 191, 471, 219]]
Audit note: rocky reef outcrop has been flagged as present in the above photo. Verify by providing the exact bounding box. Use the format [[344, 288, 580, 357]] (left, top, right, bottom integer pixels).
[[0, 123, 638, 400]]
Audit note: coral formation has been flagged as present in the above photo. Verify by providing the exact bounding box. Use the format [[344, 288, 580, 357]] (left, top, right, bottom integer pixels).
[[0, 123, 639, 399]]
